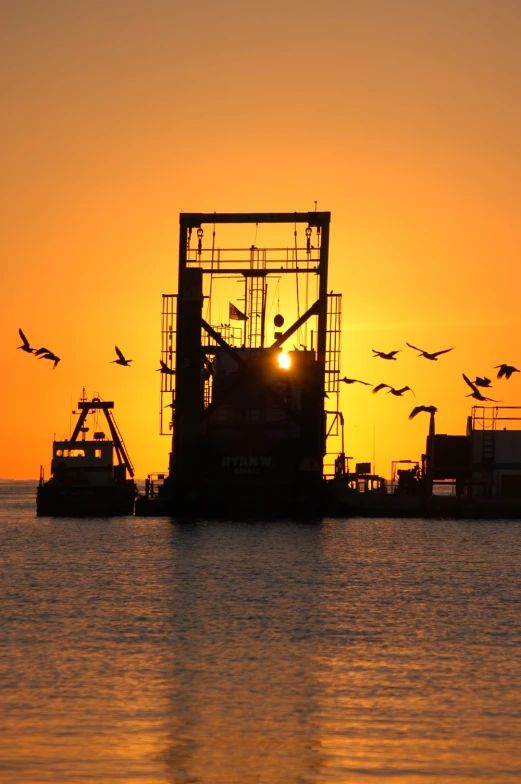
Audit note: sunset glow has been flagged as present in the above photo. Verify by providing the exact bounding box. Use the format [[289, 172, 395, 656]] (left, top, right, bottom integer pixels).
[[2, 2, 521, 479]]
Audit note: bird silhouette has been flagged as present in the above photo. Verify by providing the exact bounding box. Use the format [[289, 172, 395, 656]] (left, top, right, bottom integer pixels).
[[17, 328, 35, 353], [409, 405, 437, 419], [341, 377, 372, 386], [462, 373, 499, 401], [372, 349, 401, 360], [157, 359, 176, 375], [473, 376, 492, 388], [406, 342, 454, 360], [112, 346, 133, 366], [373, 383, 415, 396], [34, 347, 52, 356], [494, 364, 520, 380], [38, 351, 60, 369]]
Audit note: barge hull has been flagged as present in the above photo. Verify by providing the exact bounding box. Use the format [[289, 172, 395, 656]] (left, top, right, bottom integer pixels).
[[37, 482, 136, 517]]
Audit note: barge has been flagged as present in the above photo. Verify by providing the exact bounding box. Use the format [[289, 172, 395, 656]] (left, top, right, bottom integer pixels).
[[37, 395, 137, 517]]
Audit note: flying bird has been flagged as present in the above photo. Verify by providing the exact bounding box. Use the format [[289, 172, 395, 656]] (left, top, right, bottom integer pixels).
[[409, 405, 437, 420], [341, 377, 372, 386], [372, 349, 401, 360], [157, 359, 176, 375], [373, 383, 415, 396], [17, 328, 35, 353], [406, 342, 454, 360], [112, 346, 133, 366], [494, 364, 520, 380], [462, 373, 499, 401], [38, 351, 60, 369], [473, 376, 492, 388]]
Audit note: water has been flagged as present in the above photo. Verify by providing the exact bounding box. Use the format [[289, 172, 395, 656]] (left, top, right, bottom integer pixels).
[[1, 481, 521, 783]]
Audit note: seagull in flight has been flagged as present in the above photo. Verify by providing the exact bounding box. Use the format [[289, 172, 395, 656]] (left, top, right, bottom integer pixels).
[[462, 374, 499, 401], [38, 351, 60, 369], [112, 346, 133, 366], [409, 405, 437, 420], [157, 359, 176, 375], [341, 377, 372, 386], [473, 376, 492, 388], [372, 349, 401, 360], [373, 383, 415, 397], [406, 342, 454, 360], [17, 328, 35, 353], [494, 364, 520, 380]]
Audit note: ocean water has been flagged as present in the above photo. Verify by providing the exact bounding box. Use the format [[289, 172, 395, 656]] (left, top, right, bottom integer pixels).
[[1, 481, 521, 783]]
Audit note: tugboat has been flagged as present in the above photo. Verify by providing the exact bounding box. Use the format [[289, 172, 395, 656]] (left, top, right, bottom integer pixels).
[[37, 393, 137, 517]]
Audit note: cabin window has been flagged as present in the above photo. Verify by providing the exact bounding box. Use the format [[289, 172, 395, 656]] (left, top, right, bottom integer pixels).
[[94, 449, 102, 458], [63, 450, 69, 457], [68, 449, 86, 458], [56, 450, 63, 457]]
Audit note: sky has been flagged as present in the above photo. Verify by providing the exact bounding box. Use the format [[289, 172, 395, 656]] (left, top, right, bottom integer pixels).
[[1, 0, 521, 479]]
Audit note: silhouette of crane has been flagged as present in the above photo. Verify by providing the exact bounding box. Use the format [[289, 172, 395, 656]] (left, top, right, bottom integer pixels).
[[372, 349, 401, 360], [494, 364, 520, 380], [373, 383, 415, 397], [406, 342, 454, 360], [112, 346, 133, 366], [17, 328, 35, 354]]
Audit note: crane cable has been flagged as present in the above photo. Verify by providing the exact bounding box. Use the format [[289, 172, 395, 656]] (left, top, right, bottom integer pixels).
[[206, 223, 216, 323], [294, 223, 300, 343]]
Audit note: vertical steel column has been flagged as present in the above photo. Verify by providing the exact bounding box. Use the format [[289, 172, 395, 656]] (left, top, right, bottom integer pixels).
[[173, 266, 204, 490], [171, 219, 189, 476], [316, 216, 330, 461]]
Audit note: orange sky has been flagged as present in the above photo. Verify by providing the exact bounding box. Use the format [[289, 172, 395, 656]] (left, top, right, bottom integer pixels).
[[2, 0, 521, 479]]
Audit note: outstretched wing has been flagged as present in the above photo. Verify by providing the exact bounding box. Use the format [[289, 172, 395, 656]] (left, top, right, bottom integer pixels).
[[18, 328, 29, 347], [406, 342, 424, 353], [432, 347, 454, 358], [373, 383, 390, 393], [400, 386, 415, 396], [409, 405, 436, 419], [343, 377, 371, 385], [462, 373, 478, 393], [115, 346, 125, 362]]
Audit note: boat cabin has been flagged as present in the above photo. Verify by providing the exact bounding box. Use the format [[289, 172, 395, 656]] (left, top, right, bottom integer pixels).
[[50, 438, 122, 486]]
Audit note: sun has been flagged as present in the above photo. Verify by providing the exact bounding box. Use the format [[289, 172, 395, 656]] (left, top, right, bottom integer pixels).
[[278, 352, 291, 370]]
